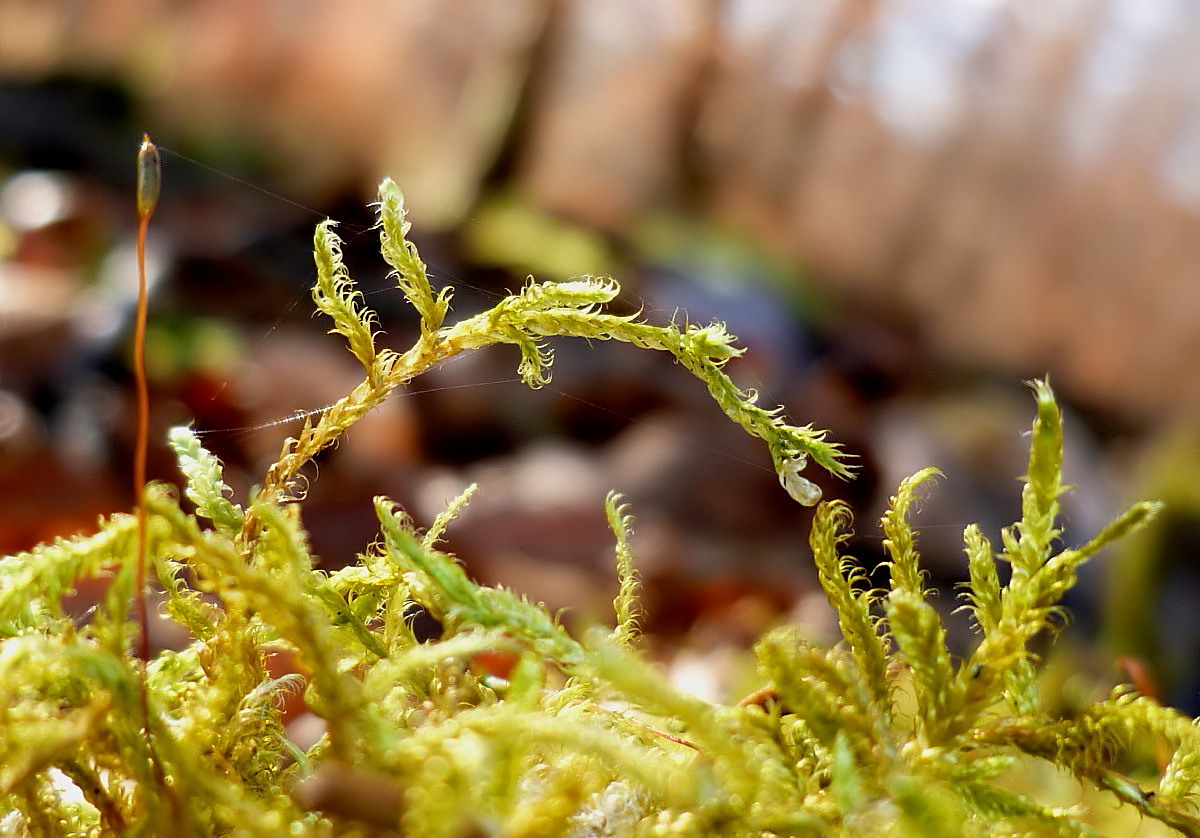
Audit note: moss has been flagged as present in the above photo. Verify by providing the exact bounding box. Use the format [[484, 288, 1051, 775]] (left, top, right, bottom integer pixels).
[[0, 182, 1192, 835]]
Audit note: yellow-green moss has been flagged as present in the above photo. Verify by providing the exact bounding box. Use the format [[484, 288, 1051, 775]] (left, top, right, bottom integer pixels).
[[0, 183, 1190, 836]]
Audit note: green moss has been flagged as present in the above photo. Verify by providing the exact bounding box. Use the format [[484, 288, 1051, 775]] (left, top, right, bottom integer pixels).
[[0, 182, 1191, 835]]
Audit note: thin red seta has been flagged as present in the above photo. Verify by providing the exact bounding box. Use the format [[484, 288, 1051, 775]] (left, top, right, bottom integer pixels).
[[134, 134, 160, 743]]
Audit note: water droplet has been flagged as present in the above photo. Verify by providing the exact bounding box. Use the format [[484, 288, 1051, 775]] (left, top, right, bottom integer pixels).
[[779, 455, 822, 506]]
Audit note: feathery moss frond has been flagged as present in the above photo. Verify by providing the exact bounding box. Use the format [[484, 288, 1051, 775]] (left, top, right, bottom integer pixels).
[[606, 492, 642, 649], [881, 466, 941, 596], [756, 627, 885, 769], [423, 482, 478, 549], [377, 178, 450, 338], [257, 180, 848, 517], [0, 513, 135, 636], [960, 523, 1001, 635], [1008, 378, 1066, 582], [810, 500, 890, 712], [376, 497, 586, 668], [1, 177, 1189, 836], [886, 589, 962, 744], [168, 425, 244, 537], [312, 219, 378, 370]]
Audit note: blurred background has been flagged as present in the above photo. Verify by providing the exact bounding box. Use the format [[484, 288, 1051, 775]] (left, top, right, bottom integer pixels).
[[1, 0, 1199, 711]]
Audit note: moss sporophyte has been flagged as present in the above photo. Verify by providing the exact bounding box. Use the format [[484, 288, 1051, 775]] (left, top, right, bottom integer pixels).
[[0, 141, 1194, 835]]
